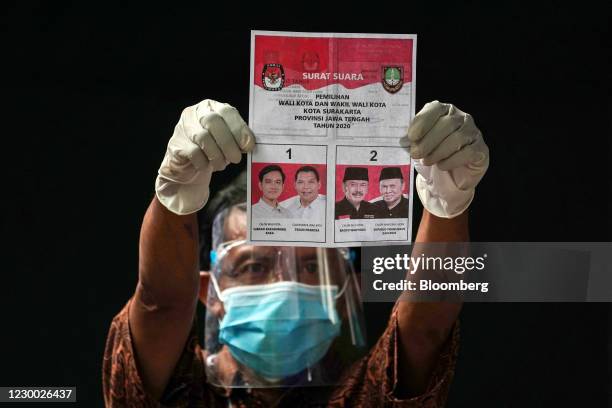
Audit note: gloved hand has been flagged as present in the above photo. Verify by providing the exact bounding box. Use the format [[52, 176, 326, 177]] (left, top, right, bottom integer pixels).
[[400, 101, 489, 218], [155, 99, 255, 215]]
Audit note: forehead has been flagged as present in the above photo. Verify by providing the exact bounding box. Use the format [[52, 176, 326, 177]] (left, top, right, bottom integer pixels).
[[346, 179, 368, 185], [223, 208, 247, 241], [262, 170, 283, 181], [296, 171, 317, 181], [226, 244, 323, 259], [380, 178, 403, 185]]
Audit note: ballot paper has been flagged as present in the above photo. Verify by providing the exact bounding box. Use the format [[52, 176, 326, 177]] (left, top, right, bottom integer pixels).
[[247, 31, 416, 247]]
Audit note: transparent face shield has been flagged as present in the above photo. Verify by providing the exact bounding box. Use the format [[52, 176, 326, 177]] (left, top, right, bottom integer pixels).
[[204, 204, 367, 389]]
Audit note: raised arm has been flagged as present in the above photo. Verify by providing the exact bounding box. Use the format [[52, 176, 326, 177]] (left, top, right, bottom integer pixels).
[[396, 210, 467, 396], [128, 100, 254, 398], [395, 101, 490, 397]]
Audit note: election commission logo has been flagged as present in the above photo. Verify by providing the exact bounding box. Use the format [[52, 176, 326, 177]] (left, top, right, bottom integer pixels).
[[382, 66, 403, 93], [262, 63, 285, 91]]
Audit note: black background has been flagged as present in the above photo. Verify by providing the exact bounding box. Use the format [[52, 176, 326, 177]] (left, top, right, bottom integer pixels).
[[3, 3, 611, 406]]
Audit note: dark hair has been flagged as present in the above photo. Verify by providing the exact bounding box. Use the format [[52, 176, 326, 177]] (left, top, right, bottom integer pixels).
[[197, 169, 247, 351], [197, 169, 247, 270], [258, 164, 285, 183], [295, 165, 320, 182]]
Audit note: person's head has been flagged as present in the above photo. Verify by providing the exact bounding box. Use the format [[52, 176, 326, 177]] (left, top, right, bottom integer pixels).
[[378, 167, 404, 207], [258, 165, 285, 202], [198, 173, 367, 389], [294, 166, 321, 206], [342, 167, 369, 207]]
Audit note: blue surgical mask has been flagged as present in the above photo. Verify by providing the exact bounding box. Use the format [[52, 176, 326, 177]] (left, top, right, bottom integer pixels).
[[217, 281, 342, 379]]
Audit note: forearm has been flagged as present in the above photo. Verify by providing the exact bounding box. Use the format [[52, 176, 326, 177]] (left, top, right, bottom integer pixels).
[[127, 196, 201, 399], [396, 209, 466, 397], [137, 196, 200, 310], [414, 208, 469, 243]]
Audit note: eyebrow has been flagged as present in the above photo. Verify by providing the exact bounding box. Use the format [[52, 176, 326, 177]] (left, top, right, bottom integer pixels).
[[225, 246, 276, 266], [297, 252, 317, 262], [295, 247, 323, 262]]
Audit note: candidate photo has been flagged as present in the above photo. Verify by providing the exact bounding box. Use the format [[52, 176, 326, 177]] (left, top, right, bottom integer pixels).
[[280, 165, 326, 223], [334, 166, 378, 220], [372, 166, 409, 219], [251, 164, 294, 219]]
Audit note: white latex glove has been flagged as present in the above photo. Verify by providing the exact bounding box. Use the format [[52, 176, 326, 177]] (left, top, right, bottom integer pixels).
[[155, 100, 255, 215], [400, 101, 489, 218]]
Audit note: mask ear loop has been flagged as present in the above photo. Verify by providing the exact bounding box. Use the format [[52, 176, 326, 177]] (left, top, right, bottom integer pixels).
[[334, 274, 350, 300], [209, 273, 225, 303]]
